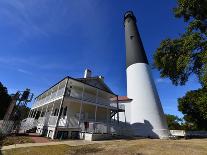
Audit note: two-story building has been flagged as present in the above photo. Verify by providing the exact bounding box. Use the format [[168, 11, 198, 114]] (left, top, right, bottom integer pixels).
[[21, 69, 125, 140]]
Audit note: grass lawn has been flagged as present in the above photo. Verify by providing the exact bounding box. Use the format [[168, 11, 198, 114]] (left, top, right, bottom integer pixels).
[[0, 135, 34, 147], [1, 139, 207, 155]]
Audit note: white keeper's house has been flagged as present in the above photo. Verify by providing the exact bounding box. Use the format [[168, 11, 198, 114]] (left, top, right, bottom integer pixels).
[[21, 69, 128, 140]]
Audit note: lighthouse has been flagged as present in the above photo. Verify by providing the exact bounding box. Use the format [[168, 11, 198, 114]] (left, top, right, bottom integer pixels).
[[124, 11, 170, 139]]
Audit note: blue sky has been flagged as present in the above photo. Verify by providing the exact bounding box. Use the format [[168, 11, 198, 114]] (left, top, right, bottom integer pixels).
[[0, 0, 201, 117]]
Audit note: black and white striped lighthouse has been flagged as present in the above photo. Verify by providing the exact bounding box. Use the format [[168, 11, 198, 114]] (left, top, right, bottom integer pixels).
[[124, 11, 170, 139]]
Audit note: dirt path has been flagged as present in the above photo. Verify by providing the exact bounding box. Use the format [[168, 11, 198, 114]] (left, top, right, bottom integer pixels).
[[0, 139, 99, 151], [28, 133, 50, 143]]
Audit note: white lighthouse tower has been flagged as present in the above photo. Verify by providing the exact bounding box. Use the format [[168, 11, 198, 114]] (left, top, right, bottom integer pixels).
[[124, 11, 170, 139]]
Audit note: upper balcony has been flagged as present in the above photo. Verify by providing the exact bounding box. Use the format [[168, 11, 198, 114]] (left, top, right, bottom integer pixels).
[[32, 77, 119, 109]]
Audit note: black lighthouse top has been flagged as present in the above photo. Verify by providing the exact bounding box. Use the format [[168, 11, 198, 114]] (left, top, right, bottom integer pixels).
[[124, 11, 149, 68], [124, 11, 137, 23]]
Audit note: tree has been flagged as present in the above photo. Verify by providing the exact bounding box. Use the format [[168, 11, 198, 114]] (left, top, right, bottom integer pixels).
[[17, 105, 30, 121], [178, 88, 207, 130], [153, 0, 207, 87], [165, 114, 183, 130], [0, 82, 11, 119], [153, 0, 207, 130]]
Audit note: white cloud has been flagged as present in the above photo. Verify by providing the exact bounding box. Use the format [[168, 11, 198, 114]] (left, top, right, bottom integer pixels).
[[0, 0, 105, 42], [156, 78, 170, 84], [17, 68, 32, 75]]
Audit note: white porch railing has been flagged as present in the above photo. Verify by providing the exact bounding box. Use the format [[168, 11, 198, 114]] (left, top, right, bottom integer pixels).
[[32, 87, 65, 108], [48, 116, 58, 126], [32, 85, 118, 110], [110, 103, 125, 110], [68, 116, 79, 127], [20, 118, 38, 132], [70, 89, 113, 106], [0, 120, 14, 134], [80, 122, 118, 134], [37, 117, 45, 126]]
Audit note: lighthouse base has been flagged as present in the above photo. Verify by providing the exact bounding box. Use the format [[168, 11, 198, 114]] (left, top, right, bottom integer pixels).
[[123, 63, 170, 139]]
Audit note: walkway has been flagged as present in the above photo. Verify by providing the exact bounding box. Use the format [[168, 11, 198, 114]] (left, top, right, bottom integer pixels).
[[0, 139, 100, 151], [28, 133, 50, 143]]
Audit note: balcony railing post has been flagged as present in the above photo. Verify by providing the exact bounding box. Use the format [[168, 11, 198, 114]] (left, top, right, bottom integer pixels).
[[43, 92, 49, 106], [32, 109, 35, 118], [28, 110, 32, 118], [55, 83, 60, 99], [34, 108, 38, 119], [31, 109, 35, 118], [48, 88, 54, 101], [30, 110, 32, 118], [39, 106, 44, 118], [95, 89, 99, 104], [44, 103, 49, 126]]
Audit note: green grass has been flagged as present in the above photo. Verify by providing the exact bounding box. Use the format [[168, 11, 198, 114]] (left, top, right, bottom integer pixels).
[[1, 139, 207, 155], [2, 144, 103, 155]]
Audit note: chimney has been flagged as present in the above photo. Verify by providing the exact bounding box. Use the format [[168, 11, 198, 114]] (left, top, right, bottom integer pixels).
[[99, 76, 104, 81], [84, 69, 92, 78]]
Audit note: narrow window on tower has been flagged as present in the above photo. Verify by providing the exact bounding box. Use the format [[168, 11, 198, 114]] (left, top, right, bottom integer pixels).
[[130, 36, 134, 40]]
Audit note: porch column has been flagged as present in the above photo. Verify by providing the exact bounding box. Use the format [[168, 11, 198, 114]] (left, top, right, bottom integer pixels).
[[29, 110, 33, 118], [94, 89, 99, 122], [106, 108, 109, 133], [32, 110, 35, 118], [55, 83, 61, 97], [52, 78, 69, 139], [66, 102, 71, 128], [39, 106, 44, 118], [45, 104, 49, 116], [44, 104, 49, 126], [124, 111, 127, 124], [116, 95, 119, 124], [94, 106, 97, 122], [48, 88, 54, 100], [30, 110, 33, 118], [30, 110, 34, 118], [49, 102, 55, 117], [46, 102, 55, 137], [34, 108, 38, 119], [78, 84, 85, 126]]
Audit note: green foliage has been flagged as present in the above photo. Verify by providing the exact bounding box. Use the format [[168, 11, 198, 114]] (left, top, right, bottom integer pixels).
[[178, 88, 207, 130], [173, 0, 207, 33], [153, 0, 207, 87], [0, 82, 11, 119], [165, 114, 183, 130], [17, 105, 30, 121], [154, 0, 207, 130]]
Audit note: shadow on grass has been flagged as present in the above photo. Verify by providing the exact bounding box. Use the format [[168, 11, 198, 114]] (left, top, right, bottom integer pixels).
[[0, 136, 4, 155]]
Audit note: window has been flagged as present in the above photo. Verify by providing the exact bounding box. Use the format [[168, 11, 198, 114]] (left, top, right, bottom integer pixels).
[[54, 109, 58, 116], [130, 36, 134, 40], [41, 111, 45, 117], [63, 106, 67, 116], [59, 107, 63, 116]]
